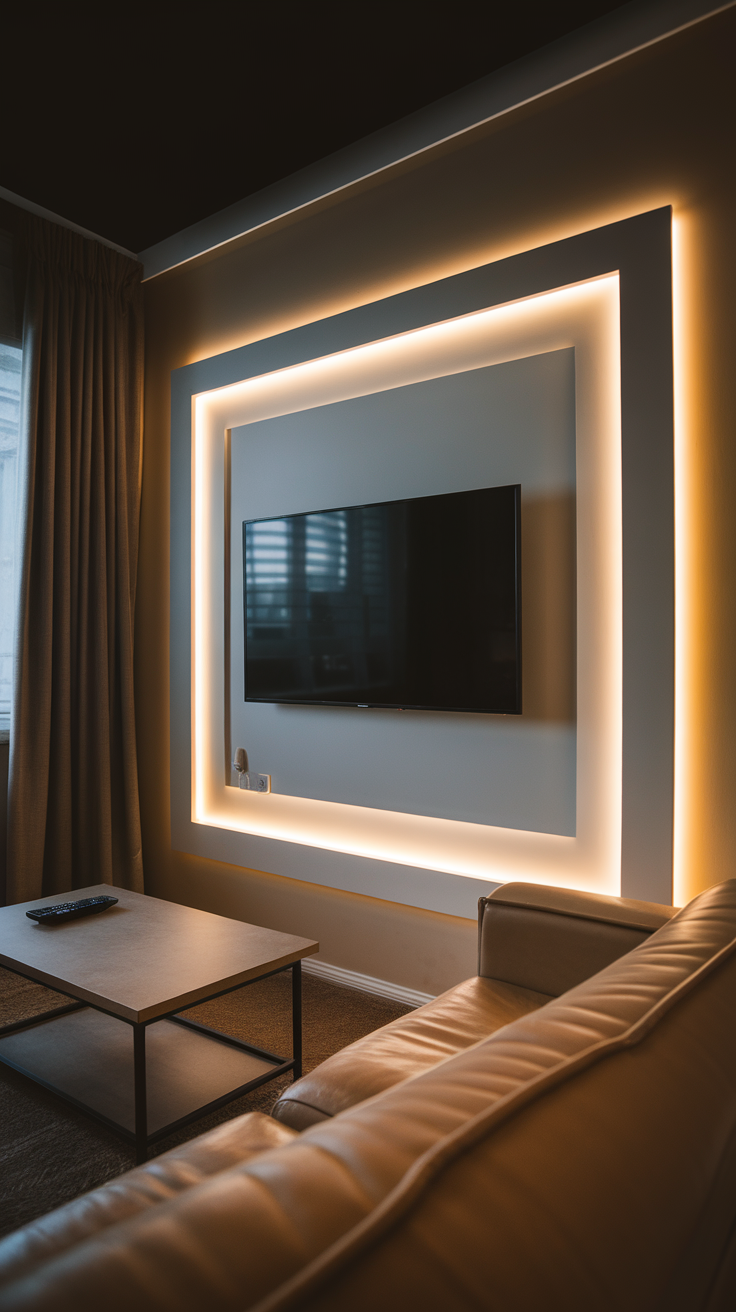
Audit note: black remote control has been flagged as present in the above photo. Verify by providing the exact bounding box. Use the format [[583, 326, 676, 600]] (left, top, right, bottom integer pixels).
[[26, 895, 119, 925]]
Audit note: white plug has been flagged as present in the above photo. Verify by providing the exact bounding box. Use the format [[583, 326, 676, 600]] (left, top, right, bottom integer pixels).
[[239, 772, 271, 793]]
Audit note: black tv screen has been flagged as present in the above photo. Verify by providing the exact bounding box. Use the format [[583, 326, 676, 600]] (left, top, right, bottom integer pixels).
[[243, 483, 521, 714]]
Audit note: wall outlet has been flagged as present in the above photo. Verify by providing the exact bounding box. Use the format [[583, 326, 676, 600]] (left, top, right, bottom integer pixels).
[[239, 771, 271, 793]]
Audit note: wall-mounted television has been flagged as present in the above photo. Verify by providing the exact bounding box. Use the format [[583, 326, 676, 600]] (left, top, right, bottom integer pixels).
[[243, 483, 521, 714]]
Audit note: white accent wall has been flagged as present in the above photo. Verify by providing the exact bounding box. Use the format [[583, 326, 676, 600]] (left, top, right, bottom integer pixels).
[[229, 351, 576, 837]]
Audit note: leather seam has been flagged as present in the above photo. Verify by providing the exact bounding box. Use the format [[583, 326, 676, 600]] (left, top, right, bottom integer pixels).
[[274, 1097, 333, 1120], [485, 901, 674, 933]]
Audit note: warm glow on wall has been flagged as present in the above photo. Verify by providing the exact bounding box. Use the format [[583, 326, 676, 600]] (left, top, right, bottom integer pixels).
[[190, 276, 624, 895], [671, 212, 695, 908]]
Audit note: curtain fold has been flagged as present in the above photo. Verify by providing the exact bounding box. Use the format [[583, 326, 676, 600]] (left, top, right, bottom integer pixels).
[[6, 215, 144, 902]]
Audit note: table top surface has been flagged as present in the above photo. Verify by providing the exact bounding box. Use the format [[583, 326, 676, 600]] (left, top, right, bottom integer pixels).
[[0, 886, 318, 1023]]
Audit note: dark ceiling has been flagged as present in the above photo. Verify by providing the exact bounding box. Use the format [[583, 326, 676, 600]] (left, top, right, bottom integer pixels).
[[3, 2, 631, 254]]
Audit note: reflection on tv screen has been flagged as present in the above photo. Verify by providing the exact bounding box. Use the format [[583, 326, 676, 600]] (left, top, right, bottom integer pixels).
[[243, 484, 520, 714]]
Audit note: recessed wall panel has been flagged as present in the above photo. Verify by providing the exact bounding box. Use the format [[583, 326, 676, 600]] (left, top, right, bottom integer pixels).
[[229, 350, 576, 835]]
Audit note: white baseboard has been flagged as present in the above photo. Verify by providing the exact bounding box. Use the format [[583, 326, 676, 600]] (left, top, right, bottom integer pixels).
[[301, 958, 434, 1009]]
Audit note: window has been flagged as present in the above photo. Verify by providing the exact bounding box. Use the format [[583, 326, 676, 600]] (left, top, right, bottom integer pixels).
[[0, 229, 21, 733]]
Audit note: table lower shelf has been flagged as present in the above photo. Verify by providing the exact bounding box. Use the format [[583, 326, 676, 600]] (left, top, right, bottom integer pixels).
[[0, 1007, 283, 1138]]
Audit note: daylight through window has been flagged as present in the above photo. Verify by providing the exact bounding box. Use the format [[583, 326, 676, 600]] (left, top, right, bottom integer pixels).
[[0, 224, 21, 733]]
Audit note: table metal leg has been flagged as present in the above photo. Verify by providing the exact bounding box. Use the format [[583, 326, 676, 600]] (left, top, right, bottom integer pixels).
[[291, 961, 302, 1081], [133, 1023, 148, 1164]]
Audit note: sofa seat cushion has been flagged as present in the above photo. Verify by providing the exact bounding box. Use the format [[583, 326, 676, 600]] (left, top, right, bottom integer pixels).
[[0, 1111, 296, 1290], [272, 975, 551, 1129]]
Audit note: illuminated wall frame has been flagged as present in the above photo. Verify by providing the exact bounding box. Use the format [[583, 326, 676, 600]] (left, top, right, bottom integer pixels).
[[170, 207, 674, 915]]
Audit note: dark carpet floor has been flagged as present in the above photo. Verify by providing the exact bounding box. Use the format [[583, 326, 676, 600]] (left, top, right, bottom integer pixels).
[[0, 965, 410, 1240]]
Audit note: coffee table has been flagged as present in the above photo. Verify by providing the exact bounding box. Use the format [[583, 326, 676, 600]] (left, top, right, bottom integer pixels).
[[0, 885, 318, 1162]]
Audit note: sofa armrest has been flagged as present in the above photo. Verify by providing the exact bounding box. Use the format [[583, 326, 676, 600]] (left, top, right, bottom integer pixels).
[[478, 882, 679, 996]]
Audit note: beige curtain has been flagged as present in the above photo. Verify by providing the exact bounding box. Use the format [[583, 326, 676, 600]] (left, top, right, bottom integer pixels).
[[6, 215, 144, 902]]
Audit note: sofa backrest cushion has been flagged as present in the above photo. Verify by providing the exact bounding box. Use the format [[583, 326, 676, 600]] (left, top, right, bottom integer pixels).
[[479, 881, 679, 994], [7, 881, 736, 1312]]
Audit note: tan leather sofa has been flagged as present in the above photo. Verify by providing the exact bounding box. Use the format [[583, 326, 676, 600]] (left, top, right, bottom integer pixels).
[[2, 879, 736, 1312], [271, 881, 678, 1130]]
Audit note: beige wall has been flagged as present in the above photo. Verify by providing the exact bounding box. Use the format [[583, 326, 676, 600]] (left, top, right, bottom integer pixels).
[[138, 10, 736, 990]]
